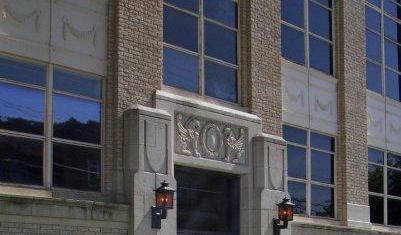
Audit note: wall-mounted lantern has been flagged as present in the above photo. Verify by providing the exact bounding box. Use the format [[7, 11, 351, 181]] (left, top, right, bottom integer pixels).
[[151, 181, 175, 229], [273, 197, 294, 234]]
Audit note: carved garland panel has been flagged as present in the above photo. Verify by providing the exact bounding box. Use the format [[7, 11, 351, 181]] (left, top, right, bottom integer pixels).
[[175, 113, 247, 165]]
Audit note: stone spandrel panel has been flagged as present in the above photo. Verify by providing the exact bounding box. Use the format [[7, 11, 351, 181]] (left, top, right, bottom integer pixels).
[[0, 0, 50, 61], [175, 113, 247, 165], [51, 0, 107, 75], [366, 93, 385, 148]]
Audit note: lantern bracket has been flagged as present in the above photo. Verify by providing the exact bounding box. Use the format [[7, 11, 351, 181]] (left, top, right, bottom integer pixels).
[[273, 218, 289, 234]]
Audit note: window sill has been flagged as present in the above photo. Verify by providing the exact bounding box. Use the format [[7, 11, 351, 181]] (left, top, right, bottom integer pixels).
[[293, 214, 342, 227], [0, 184, 52, 199], [372, 224, 401, 234]]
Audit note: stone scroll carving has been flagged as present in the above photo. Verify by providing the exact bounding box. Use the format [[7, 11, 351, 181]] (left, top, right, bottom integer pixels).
[[0, 3, 41, 32], [314, 96, 333, 115], [62, 16, 96, 48], [175, 113, 246, 165]]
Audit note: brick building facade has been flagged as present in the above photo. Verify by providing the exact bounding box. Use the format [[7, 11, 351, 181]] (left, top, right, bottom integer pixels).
[[0, 0, 400, 234]]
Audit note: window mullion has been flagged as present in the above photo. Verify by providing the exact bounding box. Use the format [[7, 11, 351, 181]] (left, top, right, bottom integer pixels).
[[306, 130, 312, 216], [44, 64, 53, 189], [305, 0, 310, 69], [199, 0, 205, 96], [384, 151, 388, 225]]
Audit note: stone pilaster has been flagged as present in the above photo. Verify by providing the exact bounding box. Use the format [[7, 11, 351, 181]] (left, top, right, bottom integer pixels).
[[123, 105, 176, 234], [253, 134, 290, 235], [335, 0, 370, 227]]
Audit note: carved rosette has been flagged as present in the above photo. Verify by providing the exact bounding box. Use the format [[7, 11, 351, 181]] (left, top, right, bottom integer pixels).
[[175, 113, 247, 165]]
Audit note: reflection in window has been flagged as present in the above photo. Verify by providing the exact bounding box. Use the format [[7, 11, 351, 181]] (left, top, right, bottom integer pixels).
[[0, 83, 44, 135], [281, 0, 333, 75], [368, 164, 383, 193], [165, 0, 198, 13], [366, 62, 382, 93], [284, 125, 335, 218], [366, 31, 382, 62], [0, 56, 45, 86], [163, 47, 199, 93], [176, 166, 239, 234], [53, 94, 101, 144], [287, 146, 306, 179], [0, 135, 42, 185], [53, 143, 101, 191], [388, 169, 401, 197], [366, 6, 381, 32], [388, 198, 401, 226], [311, 185, 334, 217], [204, 60, 237, 103], [163, 0, 238, 103], [385, 69, 401, 101], [369, 195, 384, 224], [53, 69, 102, 99]]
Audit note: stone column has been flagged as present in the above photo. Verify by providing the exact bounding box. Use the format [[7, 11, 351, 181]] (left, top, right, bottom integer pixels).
[[253, 134, 290, 235], [123, 105, 175, 234], [335, 0, 370, 228]]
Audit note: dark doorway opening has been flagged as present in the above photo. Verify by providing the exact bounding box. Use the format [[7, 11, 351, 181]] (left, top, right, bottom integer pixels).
[[175, 165, 240, 235]]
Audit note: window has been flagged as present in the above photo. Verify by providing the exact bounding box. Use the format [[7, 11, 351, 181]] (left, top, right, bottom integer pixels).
[[175, 166, 240, 234], [281, 0, 334, 75], [365, 0, 401, 102], [283, 125, 335, 218], [0, 55, 102, 191], [368, 147, 401, 226], [163, 0, 239, 103]]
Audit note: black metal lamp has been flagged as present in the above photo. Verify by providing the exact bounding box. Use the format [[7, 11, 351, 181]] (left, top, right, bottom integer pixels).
[[273, 197, 294, 234], [151, 181, 175, 229]]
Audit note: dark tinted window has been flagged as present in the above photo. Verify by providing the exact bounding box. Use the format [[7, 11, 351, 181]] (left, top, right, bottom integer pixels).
[[283, 125, 307, 145], [204, 60, 237, 103], [163, 47, 199, 93], [366, 7, 381, 32], [311, 150, 334, 184], [204, 0, 237, 28], [205, 21, 237, 64], [281, 25, 305, 65], [165, 0, 199, 13], [0, 135, 42, 185], [309, 1, 332, 39], [0, 56, 45, 86], [163, 6, 198, 52], [369, 195, 384, 224], [388, 199, 401, 226], [311, 132, 334, 151], [385, 69, 401, 101], [385, 39, 401, 71], [288, 181, 306, 214], [287, 145, 307, 179], [314, 0, 332, 7], [388, 153, 401, 168], [369, 164, 384, 193], [53, 69, 102, 99], [0, 83, 44, 135], [176, 166, 240, 234], [53, 94, 101, 144], [384, 0, 401, 20], [367, 0, 381, 7], [366, 31, 382, 62], [53, 143, 101, 191], [366, 62, 382, 94], [281, 0, 304, 28], [309, 36, 333, 74], [384, 16, 401, 43], [311, 185, 334, 217], [368, 148, 384, 164], [388, 168, 401, 197]]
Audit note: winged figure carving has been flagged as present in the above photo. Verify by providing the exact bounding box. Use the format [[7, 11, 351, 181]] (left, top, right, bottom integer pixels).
[[176, 114, 201, 157], [223, 127, 245, 163]]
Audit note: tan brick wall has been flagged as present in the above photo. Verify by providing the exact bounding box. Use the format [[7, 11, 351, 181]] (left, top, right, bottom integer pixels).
[[335, 0, 368, 220], [110, 0, 163, 202], [241, 0, 282, 136]]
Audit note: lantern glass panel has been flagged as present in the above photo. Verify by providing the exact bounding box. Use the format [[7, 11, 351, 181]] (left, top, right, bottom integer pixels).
[[278, 206, 287, 220], [165, 191, 174, 209], [286, 206, 294, 221], [156, 192, 165, 208]]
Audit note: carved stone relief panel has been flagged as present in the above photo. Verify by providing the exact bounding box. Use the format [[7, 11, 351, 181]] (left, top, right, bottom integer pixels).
[[268, 145, 285, 191], [366, 95, 385, 148], [175, 113, 247, 165], [0, 0, 49, 44], [144, 119, 167, 174]]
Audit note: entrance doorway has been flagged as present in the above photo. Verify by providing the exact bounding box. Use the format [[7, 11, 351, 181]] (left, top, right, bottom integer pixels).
[[175, 166, 240, 235]]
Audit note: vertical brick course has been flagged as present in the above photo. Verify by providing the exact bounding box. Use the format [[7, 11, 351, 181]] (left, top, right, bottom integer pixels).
[[241, 0, 282, 136], [335, 0, 369, 220]]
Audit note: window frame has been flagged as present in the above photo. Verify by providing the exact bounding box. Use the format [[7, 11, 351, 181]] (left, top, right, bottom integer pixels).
[[368, 146, 401, 226], [366, 0, 401, 101], [281, 0, 335, 77], [0, 53, 104, 193], [284, 123, 337, 219], [162, 0, 242, 106]]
